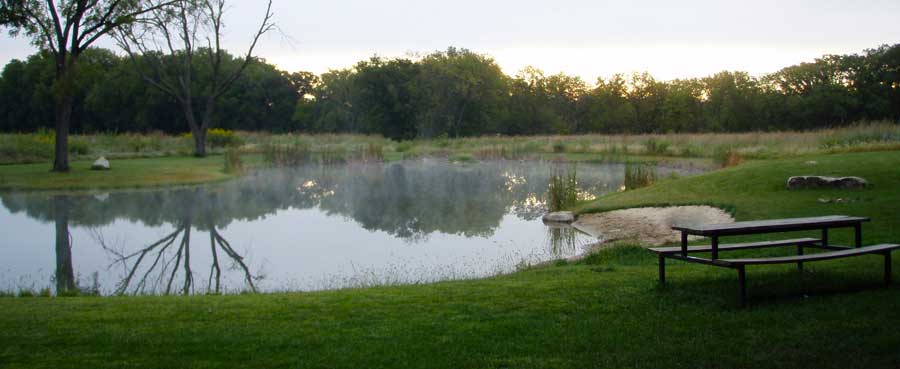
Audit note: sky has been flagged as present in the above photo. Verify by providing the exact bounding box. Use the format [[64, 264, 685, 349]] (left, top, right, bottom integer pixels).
[[1, 0, 899, 83]]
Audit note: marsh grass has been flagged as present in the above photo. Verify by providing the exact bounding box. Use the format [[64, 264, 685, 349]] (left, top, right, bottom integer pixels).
[[1, 122, 898, 166], [223, 148, 244, 174], [624, 163, 657, 190], [547, 165, 578, 211], [713, 146, 745, 168], [262, 142, 311, 167]]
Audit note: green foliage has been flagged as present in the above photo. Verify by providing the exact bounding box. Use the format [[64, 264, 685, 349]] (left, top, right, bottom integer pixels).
[[643, 138, 670, 155], [206, 129, 242, 148], [551, 141, 567, 153], [546, 165, 578, 211], [3, 44, 899, 141], [624, 164, 657, 190]]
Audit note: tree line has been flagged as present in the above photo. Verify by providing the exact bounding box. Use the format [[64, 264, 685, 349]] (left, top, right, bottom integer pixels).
[[2, 44, 898, 141]]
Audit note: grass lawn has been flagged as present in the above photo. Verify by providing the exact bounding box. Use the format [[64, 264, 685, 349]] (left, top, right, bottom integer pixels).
[[1, 151, 899, 368], [0, 155, 265, 190]]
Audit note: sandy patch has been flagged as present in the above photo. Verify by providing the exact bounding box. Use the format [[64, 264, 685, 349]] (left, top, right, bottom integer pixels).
[[572, 206, 734, 247]]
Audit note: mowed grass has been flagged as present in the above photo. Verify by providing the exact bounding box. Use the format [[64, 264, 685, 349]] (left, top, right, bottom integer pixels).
[[0, 156, 236, 190], [1, 151, 900, 368]]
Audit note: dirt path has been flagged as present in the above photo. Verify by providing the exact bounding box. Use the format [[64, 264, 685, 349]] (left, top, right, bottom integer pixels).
[[572, 206, 734, 246]]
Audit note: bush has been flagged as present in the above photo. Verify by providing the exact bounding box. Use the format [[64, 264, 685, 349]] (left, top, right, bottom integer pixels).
[[69, 139, 90, 155], [551, 142, 567, 153], [394, 141, 414, 153], [644, 139, 670, 155], [207, 128, 242, 148]]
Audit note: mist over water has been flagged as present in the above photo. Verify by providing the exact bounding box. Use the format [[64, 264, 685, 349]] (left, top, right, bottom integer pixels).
[[0, 159, 695, 295]]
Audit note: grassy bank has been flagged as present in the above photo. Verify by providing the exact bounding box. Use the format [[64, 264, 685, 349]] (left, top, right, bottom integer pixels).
[[2, 121, 899, 165], [0, 156, 244, 190], [1, 151, 899, 368]]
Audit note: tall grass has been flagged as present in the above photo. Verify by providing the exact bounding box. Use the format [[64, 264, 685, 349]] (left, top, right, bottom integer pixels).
[[262, 142, 312, 167], [1, 121, 898, 165], [546, 165, 578, 212], [223, 148, 244, 174], [624, 163, 657, 190]]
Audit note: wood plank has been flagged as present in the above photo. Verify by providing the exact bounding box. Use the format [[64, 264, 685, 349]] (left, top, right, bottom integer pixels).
[[672, 215, 870, 236], [649, 238, 821, 254], [722, 244, 900, 265]]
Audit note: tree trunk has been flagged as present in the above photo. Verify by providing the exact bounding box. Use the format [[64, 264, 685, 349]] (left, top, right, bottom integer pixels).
[[52, 81, 74, 172], [181, 101, 207, 157], [192, 128, 207, 157], [54, 196, 76, 294]]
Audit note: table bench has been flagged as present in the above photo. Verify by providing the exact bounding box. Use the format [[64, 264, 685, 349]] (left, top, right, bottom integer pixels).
[[648, 215, 899, 306]]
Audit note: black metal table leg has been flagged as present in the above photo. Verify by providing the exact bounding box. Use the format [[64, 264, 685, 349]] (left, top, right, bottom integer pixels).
[[886, 252, 893, 286], [711, 235, 719, 260], [680, 231, 688, 257], [854, 223, 862, 248], [797, 244, 804, 272], [822, 228, 829, 248], [738, 266, 747, 307], [658, 254, 666, 284]]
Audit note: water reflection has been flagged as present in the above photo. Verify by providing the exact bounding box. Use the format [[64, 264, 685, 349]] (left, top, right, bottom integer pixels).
[[0, 160, 694, 295]]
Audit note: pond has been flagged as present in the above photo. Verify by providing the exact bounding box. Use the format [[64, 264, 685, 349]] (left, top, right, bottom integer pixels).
[[0, 160, 698, 295]]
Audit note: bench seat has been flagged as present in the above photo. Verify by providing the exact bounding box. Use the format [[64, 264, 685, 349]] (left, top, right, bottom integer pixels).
[[723, 243, 900, 265], [648, 237, 821, 255]]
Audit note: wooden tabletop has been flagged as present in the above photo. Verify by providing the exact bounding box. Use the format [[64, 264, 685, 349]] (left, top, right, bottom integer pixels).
[[672, 215, 870, 236]]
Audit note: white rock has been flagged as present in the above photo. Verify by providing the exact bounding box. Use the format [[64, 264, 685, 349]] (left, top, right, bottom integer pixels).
[[91, 157, 110, 170], [542, 211, 576, 223]]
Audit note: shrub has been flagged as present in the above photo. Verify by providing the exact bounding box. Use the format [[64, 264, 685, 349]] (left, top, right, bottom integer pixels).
[[69, 139, 90, 156], [394, 141, 414, 153], [644, 139, 670, 155], [551, 142, 567, 153], [207, 128, 242, 147]]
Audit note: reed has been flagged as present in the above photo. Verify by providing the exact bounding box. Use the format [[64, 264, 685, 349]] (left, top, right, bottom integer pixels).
[[624, 163, 657, 190], [546, 165, 578, 211]]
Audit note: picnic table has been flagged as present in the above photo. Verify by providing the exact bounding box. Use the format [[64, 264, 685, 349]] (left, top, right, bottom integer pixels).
[[649, 215, 899, 306]]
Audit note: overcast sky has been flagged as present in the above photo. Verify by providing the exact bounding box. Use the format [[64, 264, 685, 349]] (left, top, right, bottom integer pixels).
[[1, 0, 899, 82]]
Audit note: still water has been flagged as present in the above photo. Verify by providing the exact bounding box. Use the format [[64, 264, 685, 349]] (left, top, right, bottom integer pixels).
[[0, 159, 694, 295]]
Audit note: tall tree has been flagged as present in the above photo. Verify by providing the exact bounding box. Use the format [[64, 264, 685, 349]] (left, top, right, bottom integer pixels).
[[115, 0, 274, 156], [0, 0, 173, 171]]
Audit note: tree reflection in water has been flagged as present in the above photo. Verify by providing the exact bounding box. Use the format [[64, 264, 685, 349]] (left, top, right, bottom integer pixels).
[[95, 191, 258, 295], [1, 160, 643, 295]]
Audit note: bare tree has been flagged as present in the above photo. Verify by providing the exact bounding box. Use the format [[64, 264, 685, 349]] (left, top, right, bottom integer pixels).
[[115, 0, 274, 157], [0, 0, 176, 171]]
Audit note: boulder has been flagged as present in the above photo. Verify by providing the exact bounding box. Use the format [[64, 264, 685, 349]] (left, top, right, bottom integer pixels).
[[90, 157, 110, 171], [542, 211, 575, 224], [787, 176, 867, 190]]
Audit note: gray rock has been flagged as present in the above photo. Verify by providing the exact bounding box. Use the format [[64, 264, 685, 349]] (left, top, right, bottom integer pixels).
[[542, 211, 575, 223], [90, 156, 110, 170], [787, 176, 867, 190]]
